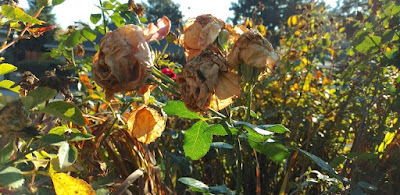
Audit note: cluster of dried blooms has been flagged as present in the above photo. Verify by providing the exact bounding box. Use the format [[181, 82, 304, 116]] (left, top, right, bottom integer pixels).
[[91, 13, 279, 144]]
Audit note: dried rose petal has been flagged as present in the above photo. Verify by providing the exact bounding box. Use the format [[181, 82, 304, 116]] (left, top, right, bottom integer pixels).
[[209, 72, 241, 111], [127, 105, 166, 144], [177, 49, 240, 112], [227, 24, 249, 44], [143, 16, 171, 42], [228, 30, 280, 72], [93, 25, 153, 99], [179, 14, 225, 60]]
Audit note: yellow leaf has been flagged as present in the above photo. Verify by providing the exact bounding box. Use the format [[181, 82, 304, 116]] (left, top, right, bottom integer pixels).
[[287, 15, 299, 27], [257, 24, 266, 36], [294, 31, 301, 36], [339, 27, 345, 32], [323, 76, 330, 85], [51, 173, 95, 195], [127, 105, 166, 144]]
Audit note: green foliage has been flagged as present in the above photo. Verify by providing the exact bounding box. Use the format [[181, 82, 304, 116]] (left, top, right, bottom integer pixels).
[[36, 101, 85, 126], [1, 5, 42, 24], [0, 63, 17, 75], [163, 100, 205, 120], [22, 87, 58, 109], [0, 167, 24, 189], [57, 142, 77, 169], [183, 121, 211, 160]]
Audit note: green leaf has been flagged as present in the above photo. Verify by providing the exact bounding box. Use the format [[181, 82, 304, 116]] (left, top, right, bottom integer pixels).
[[234, 121, 273, 136], [120, 11, 140, 25], [0, 80, 20, 93], [163, 101, 205, 120], [209, 185, 234, 194], [22, 87, 57, 109], [0, 63, 17, 75], [0, 140, 14, 165], [57, 142, 77, 169], [69, 133, 94, 141], [36, 101, 85, 126], [139, 17, 147, 23], [1, 5, 42, 25], [183, 121, 211, 160], [355, 36, 381, 53], [204, 124, 226, 135], [249, 141, 289, 163], [65, 30, 83, 48], [110, 12, 125, 27], [39, 134, 66, 145], [52, 0, 65, 6], [0, 166, 24, 189], [217, 29, 229, 50], [204, 124, 239, 135], [178, 177, 209, 192], [210, 142, 233, 149], [90, 14, 102, 24], [357, 181, 377, 191], [297, 148, 346, 182], [48, 126, 80, 135], [82, 27, 96, 42], [257, 124, 290, 134]]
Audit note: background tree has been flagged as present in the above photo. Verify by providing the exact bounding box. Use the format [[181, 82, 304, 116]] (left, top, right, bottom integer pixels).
[[144, 0, 182, 25], [229, 0, 298, 30]]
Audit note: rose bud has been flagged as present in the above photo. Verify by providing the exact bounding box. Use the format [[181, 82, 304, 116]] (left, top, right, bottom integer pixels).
[[178, 14, 225, 60], [177, 48, 240, 112], [93, 25, 153, 100], [161, 68, 177, 80], [228, 30, 280, 74]]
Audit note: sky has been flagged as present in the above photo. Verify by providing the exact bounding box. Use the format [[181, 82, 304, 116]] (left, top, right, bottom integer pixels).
[[18, 0, 337, 29]]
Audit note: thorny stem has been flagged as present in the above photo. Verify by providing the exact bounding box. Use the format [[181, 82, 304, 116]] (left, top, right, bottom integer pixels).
[[150, 76, 180, 97], [101, 99, 134, 145], [99, 0, 108, 34]]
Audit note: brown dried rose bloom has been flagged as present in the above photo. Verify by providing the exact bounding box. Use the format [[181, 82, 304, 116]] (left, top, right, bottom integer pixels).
[[93, 17, 171, 100], [228, 30, 280, 73], [177, 49, 240, 112], [179, 14, 225, 60], [93, 25, 154, 99]]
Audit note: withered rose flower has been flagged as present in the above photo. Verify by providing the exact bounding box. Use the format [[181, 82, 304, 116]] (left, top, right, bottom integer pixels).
[[127, 105, 166, 144], [93, 25, 153, 99], [177, 49, 240, 112], [179, 14, 225, 60], [227, 24, 249, 44], [228, 30, 280, 73]]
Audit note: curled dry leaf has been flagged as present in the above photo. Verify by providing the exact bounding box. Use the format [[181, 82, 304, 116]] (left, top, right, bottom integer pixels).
[[127, 105, 166, 144], [179, 14, 225, 60], [93, 25, 153, 100], [228, 30, 280, 73], [177, 49, 240, 112]]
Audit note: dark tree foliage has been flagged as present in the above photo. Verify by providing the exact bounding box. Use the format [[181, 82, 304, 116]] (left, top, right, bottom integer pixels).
[[144, 0, 182, 25], [229, 0, 298, 30]]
